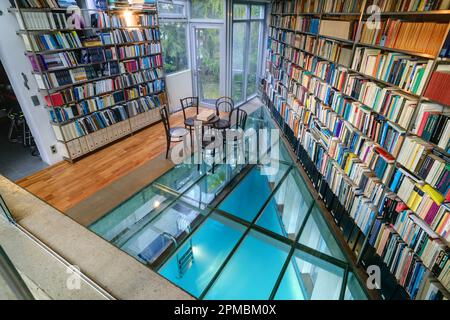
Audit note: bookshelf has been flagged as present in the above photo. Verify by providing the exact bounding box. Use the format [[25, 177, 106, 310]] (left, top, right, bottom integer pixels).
[[10, 0, 168, 162], [263, 0, 450, 300]]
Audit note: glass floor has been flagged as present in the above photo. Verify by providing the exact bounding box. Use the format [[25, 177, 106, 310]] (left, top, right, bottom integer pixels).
[[88, 106, 369, 300]]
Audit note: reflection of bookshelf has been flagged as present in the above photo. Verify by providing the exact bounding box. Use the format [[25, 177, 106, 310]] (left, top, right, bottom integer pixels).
[[263, 0, 450, 300], [10, 0, 166, 162]]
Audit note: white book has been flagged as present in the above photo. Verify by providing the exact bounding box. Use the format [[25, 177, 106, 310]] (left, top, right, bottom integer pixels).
[[438, 120, 450, 150], [416, 60, 435, 95]]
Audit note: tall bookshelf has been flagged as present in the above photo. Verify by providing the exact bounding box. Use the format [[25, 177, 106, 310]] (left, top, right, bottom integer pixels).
[[263, 0, 450, 300], [9, 0, 168, 162]]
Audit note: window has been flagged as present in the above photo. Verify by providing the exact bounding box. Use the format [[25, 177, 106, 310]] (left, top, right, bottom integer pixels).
[[160, 22, 189, 74], [191, 0, 224, 19], [157, 0, 187, 18]]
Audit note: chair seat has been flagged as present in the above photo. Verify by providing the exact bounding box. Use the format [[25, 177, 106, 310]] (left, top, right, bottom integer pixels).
[[170, 127, 189, 140], [184, 117, 195, 127], [214, 118, 230, 130]]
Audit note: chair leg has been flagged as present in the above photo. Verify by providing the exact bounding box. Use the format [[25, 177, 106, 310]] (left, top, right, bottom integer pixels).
[[166, 140, 170, 159]]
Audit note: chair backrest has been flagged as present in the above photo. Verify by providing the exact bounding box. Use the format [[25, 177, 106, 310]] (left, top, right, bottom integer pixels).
[[159, 105, 171, 138], [215, 97, 234, 115], [229, 108, 247, 130], [180, 97, 199, 120]]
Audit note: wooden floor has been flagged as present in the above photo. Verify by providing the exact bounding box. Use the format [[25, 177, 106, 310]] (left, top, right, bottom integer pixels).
[[16, 107, 200, 213]]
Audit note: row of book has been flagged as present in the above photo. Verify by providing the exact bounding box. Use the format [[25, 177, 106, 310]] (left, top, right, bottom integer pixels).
[[370, 221, 449, 299], [126, 94, 164, 117], [117, 43, 161, 59], [23, 31, 83, 51], [397, 136, 450, 197], [322, 0, 361, 13], [13, 0, 76, 8], [111, 13, 158, 28], [412, 102, 450, 151], [119, 54, 162, 73], [352, 47, 434, 95], [14, 10, 70, 31], [372, 0, 450, 12], [36, 61, 120, 89], [111, 28, 160, 44], [48, 77, 164, 123], [270, 15, 320, 35], [268, 39, 419, 132], [277, 0, 322, 13], [49, 90, 125, 123], [317, 38, 353, 67], [359, 19, 448, 57], [28, 47, 117, 72], [44, 67, 163, 106]]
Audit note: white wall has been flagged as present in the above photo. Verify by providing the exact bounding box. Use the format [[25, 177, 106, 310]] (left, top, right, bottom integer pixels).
[[165, 69, 193, 112], [0, 3, 63, 165]]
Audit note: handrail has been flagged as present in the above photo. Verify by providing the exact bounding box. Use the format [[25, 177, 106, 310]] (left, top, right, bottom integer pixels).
[[162, 232, 178, 248], [0, 246, 34, 300]]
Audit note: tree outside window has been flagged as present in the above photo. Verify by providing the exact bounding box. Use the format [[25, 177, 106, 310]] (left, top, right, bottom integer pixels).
[[160, 22, 189, 74]]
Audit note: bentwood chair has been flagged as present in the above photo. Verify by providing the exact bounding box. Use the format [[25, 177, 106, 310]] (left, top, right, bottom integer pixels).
[[224, 108, 247, 164], [180, 97, 199, 138], [160, 105, 189, 159], [214, 97, 235, 131]]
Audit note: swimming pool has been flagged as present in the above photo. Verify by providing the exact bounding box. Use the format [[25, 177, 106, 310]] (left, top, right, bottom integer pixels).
[[89, 106, 368, 300]]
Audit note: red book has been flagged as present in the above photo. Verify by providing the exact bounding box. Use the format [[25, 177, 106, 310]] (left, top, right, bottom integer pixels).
[[44, 93, 64, 107], [417, 112, 431, 136]]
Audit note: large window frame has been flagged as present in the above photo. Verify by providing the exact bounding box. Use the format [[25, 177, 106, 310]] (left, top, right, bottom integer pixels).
[[158, 0, 191, 75], [231, 1, 267, 105]]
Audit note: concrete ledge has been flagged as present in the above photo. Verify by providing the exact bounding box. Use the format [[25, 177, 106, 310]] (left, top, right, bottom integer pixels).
[[0, 175, 193, 300]]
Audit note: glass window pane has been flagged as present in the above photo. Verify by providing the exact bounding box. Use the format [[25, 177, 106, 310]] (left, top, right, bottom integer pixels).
[[298, 206, 346, 261], [182, 164, 245, 206], [119, 197, 211, 265], [218, 164, 289, 222], [191, 0, 224, 19], [257, 169, 313, 239], [275, 250, 344, 300], [89, 186, 176, 241], [251, 5, 264, 19], [158, 1, 186, 16], [204, 230, 290, 299], [344, 272, 368, 300], [159, 213, 245, 298], [154, 161, 203, 193], [232, 22, 245, 104], [233, 4, 247, 19], [247, 21, 261, 97], [160, 22, 189, 74], [195, 27, 221, 103]]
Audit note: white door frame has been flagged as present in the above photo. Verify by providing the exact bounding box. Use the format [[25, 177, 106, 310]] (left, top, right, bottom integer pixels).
[[190, 22, 226, 108]]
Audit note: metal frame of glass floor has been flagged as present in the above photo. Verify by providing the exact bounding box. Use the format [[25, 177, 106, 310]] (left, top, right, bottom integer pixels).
[[88, 107, 370, 300]]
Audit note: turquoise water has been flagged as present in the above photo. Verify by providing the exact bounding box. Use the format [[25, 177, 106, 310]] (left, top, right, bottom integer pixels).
[[159, 214, 244, 298], [89, 106, 368, 300]]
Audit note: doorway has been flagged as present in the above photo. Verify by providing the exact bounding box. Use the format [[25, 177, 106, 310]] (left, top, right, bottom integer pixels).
[[191, 24, 226, 107], [232, 2, 266, 106], [0, 61, 47, 181]]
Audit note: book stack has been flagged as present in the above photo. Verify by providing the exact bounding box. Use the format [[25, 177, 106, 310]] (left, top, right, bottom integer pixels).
[[322, 0, 362, 13], [368, 0, 450, 12], [14, 2, 167, 160], [352, 47, 434, 95], [264, 0, 450, 300], [359, 20, 448, 56], [424, 65, 450, 107]]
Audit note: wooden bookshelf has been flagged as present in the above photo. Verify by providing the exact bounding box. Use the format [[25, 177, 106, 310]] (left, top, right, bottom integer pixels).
[[264, 0, 450, 300], [10, 0, 168, 162]]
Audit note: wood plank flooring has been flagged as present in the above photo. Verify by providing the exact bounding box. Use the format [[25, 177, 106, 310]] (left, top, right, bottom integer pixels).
[[16, 108, 199, 213]]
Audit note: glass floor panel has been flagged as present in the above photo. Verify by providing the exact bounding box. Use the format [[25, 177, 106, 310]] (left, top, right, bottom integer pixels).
[[275, 250, 344, 300], [298, 206, 346, 261], [256, 169, 314, 239], [90, 185, 177, 242], [217, 163, 289, 222], [88, 105, 369, 300], [204, 230, 290, 300], [158, 213, 245, 298], [118, 197, 211, 265]]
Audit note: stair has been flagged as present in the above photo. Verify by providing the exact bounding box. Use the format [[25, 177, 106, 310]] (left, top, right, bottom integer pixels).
[[177, 241, 194, 278]]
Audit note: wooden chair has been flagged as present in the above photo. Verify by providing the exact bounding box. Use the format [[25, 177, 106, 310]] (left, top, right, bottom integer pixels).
[[160, 105, 189, 159], [180, 97, 199, 137], [214, 96, 235, 131]]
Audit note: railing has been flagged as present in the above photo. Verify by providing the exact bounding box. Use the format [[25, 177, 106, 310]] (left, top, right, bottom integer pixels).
[[0, 245, 34, 300], [0, 194, 15, 223]]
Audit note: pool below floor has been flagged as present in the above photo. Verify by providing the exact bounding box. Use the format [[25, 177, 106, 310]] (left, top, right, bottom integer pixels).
[[88, 106, 369, 300]]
